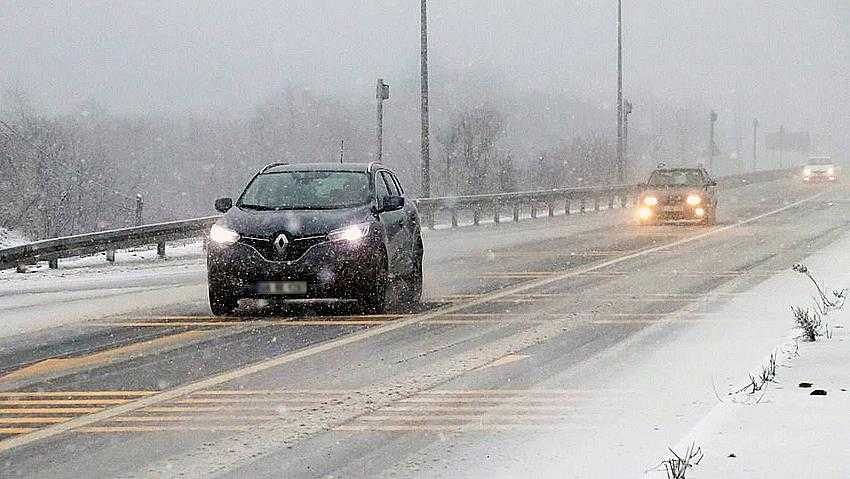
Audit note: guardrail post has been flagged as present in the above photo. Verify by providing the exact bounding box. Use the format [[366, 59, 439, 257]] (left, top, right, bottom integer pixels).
[[48, 259, 58, 269], [565, 197, 571, 215], [493, 203, 500, 223], [530, 203, 537, 219], [620, 193, 627, 208], [450, 208, 458, 228], [594, 196, 600, 211], [157, 241, 166, 258], [513, 205, 520, 222], [547, 202, 554, 217], [106, 250, 115, 263], [608, 194, 614, 209], [472, 207, 480, 226], [580, 196, 586, 213]]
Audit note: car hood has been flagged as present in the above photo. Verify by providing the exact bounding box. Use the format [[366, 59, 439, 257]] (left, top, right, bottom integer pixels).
[[643, 185, 704, 195], [220, 204, 374, 239]]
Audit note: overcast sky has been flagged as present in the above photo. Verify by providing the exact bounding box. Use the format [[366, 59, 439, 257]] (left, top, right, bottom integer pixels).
[[2, 1, 848, 150]]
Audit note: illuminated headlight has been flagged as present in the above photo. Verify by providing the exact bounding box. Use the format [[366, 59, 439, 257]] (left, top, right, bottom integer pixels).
[[643, 196, 658, 206], [803, 167, 812, 176], [828, 167, 835, 175], [328, 222, 370, 243], [638, 207, 653, 220], [694, 207, 705, 217], [686, 194, 702, 206], [209, 224, 240, 246]]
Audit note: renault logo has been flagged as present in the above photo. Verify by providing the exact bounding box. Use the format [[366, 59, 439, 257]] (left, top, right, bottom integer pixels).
[[273, 233, 289, 254]]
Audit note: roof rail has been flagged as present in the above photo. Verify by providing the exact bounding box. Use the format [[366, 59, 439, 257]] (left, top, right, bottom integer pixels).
[[367, 161, 383, 172], [260, 162, 289, 174]]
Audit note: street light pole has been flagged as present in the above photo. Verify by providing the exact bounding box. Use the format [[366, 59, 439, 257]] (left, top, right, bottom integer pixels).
[[616, 0, 624, 183], [709, 110, 718, 172], [375, 79, 390, 163], [752, 118, 759, 171], [420, 0, 431, 198], [623, 99, 633, 180]]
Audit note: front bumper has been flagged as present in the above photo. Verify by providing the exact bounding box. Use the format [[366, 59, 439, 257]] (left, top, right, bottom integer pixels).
[[637, 204, 707, 223], [206, 234, 385, 300]]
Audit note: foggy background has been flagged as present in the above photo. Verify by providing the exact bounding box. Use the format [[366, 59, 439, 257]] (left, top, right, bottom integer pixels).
[[1, 0, 847, 238]]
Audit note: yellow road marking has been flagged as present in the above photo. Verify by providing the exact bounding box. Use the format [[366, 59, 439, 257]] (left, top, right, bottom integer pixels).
[[172, 397, 331, 405], [141, 406, 290, 413], [355, 414, 573, 422], [0, 192, 822, 452], [111, 415, 281, 423], [0, 428, 35, 434], [77, 425, 259, 433], [0, 391, 155, 398], [0, 331, 212, 384], [479, 354, 529, 369], [0, 417, 70, 424], [0, 408, 103, 414], [0, 399, 129, 406]]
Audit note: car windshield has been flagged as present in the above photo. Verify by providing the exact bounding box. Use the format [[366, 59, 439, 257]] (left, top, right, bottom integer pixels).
[[808, 158, 833, 165], [238, 171, 370, 210], [647, 170, 705, 186]]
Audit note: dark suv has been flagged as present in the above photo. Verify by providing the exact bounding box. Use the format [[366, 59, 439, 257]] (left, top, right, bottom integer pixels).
[[636, 166, 718, 225], [206, 162, 423, 315]]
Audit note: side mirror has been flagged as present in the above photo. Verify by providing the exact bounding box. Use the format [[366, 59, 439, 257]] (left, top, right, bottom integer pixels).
[[381, 195, 405, 212], [215, 197, 233, 213]]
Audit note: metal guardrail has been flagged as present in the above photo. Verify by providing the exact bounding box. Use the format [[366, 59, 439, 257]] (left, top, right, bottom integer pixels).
[[0, 169, 795, 272]]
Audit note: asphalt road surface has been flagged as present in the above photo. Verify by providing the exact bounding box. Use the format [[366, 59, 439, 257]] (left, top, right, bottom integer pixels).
[[0, 176, 847, 477]]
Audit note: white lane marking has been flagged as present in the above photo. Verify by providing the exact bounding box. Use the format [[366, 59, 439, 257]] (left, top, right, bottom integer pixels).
[[0, 192, 823, 452]]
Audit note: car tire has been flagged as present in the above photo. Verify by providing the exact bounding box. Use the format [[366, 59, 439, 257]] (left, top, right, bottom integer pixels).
[[209, 284, 238, 316], [704, 208, 717, 226], [398, 257, 423, 310], [360, 260, 389, 314]]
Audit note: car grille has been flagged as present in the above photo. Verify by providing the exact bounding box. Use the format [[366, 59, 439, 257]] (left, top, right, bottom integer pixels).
[[239, 235, 328, 262], [659, 194, 685, 205]]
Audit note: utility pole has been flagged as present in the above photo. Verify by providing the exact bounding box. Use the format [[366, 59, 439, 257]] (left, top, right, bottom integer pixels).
[[623, 99, 633, 178], [616, 0, 625, 183], [709, 110, 718, 172], [420, 0, 431, 198], [752, 118, 758, 171], [375, 78, 390, 163]]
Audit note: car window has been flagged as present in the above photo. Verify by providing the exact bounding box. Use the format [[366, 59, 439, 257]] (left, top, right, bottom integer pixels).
[[238, 171, 370, 210], [647, 170, 705, 186], [380, 171, 400, 196], [388, 172, 404, 195], [374, 172, 390, 200]]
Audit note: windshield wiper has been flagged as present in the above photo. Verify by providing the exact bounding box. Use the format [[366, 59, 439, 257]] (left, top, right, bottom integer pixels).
[[238, 204, 277, 211]]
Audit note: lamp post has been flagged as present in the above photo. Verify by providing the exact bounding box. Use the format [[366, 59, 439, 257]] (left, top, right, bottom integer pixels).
[[420, 0, 431, 198], [375, 79, 390, 163], [709, 110, 718, 171], [616, 0, 625, 183]]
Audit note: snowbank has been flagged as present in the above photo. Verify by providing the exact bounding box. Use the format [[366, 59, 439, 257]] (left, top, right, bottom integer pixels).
[[0, 227, 28, 248]]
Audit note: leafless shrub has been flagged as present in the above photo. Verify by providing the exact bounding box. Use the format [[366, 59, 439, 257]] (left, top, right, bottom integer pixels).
[[657, 443, 703, 479], [793, 264, 847, 315], [734, 352, 778, 395], [792, 306, 826, 342]]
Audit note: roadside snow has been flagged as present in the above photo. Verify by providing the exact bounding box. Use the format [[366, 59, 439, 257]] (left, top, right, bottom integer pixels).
[[0, 227, 28, 248], [687, 239, 850, 478]]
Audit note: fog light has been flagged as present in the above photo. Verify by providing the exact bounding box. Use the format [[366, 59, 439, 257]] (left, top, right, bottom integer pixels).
[[694, 207, 705, 217], [638, 207, 653, 221]]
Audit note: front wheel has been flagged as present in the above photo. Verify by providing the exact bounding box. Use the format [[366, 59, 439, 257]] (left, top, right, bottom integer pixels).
[[398, 259, 423, 311], [209, 284, 238, 316]]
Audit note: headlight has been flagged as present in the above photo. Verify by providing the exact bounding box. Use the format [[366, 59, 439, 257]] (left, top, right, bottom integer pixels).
[[209, 224, 240, 245], [643, 196, 658, 206], [828, 167, 835, 175], [803, 167, 812, 176], [328, 222, 370, 243], [686, 194, 702, 206]]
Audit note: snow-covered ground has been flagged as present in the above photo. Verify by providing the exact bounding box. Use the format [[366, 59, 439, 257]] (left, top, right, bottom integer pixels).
[[0, 227, 28, 248], [685, 238, 850, 478]]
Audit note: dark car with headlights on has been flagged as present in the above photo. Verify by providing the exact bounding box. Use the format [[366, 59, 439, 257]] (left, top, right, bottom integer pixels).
[[206, 162, 423, 315], [636, 167, 718, 225]]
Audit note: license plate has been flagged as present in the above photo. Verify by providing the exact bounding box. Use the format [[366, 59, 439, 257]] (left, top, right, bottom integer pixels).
[[662, 206, 683, 212], [256, 281, 308, 295]]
